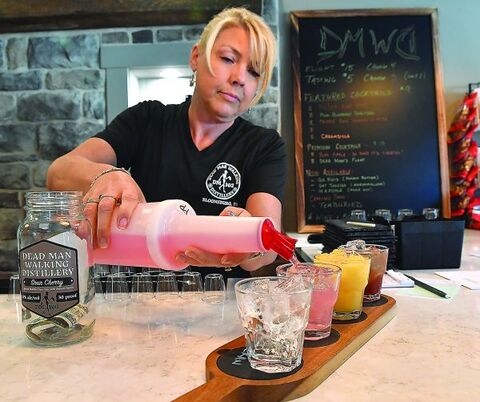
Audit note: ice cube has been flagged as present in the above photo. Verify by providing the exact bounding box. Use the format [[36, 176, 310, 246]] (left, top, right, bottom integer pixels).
[[260, 294, 290, 330], [248, 278, 271, 294], [272, 275, 306, 293], [344, 239, 366, 250], [238, 293, 263, 318]]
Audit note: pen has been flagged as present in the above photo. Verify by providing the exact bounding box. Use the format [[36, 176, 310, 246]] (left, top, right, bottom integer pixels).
[[403, 274, 450, 299], [345, 221, 376, 228]]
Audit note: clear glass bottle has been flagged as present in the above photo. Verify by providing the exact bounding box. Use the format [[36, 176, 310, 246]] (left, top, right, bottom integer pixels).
[[17, 191, 95, 346]]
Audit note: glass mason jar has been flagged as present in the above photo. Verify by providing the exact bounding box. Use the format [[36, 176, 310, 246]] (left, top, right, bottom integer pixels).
[[17, 191, 95, 346]]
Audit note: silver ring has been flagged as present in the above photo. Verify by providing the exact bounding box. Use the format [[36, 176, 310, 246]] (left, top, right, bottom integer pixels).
[[248, 252, 266, 260], [99, 194, 121, 205], [85, 198, 99, 204]]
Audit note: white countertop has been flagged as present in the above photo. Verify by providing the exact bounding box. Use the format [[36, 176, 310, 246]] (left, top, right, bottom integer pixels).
[[1, 230, 479, 402]]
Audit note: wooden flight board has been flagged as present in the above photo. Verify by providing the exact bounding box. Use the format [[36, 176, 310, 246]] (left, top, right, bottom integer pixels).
[[174, 295, 396, 401]]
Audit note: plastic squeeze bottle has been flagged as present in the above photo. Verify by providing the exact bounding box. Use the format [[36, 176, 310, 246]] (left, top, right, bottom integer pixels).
[[93, 199, 297, 270]]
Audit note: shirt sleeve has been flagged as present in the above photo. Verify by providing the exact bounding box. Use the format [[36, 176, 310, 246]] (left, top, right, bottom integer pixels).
[[246, 130, 288, 203], [94, 101, 164, 169]]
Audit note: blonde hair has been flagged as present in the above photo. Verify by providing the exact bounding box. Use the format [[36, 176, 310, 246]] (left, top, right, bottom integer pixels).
[[197, 7, 276, 107]]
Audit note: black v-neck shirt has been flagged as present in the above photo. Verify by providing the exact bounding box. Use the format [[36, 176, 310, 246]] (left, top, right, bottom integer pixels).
[[95, 100, 287, 216]]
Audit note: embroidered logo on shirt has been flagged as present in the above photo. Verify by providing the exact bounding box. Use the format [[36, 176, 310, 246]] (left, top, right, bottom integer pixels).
[[206, 162, 241, 200]]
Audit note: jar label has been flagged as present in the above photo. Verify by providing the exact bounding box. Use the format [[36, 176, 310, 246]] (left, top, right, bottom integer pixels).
[[19, 240, 79, 319]]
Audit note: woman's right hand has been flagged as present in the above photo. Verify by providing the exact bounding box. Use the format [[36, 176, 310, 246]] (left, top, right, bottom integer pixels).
[[83, 169, 146, 249]]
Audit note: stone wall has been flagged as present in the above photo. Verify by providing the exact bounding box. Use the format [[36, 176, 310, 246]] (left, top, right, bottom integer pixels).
[[0, 0, 279, 273]]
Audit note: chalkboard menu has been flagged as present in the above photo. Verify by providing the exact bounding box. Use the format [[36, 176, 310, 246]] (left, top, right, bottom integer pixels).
[[291, 9, 449, 232]]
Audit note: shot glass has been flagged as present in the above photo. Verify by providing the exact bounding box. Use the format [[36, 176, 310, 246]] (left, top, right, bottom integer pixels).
[[142, 267, 164, 274], [130, 273, 154, 302], [156, 272, 178, 300], [397, 208, 414, 220], [110, 265, 136, 275], [202, 273, 226, 304], [94, 264, 112, 276], [235, 276, 312, 373], [94, 274, 104, 299], [350, 209, 367, 221], [422, 208, 439, 220], [8, 274, 21, 302], [277, 263, 341, 340], [180, 271, 203, 300], [374, 209, 392, 222], [104, 274, 130, 302], [141, 268, 163, 289], [315, 249, 370, 321]]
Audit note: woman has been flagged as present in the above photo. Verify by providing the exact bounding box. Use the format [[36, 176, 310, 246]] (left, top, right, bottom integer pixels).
[[47, 7, 287, 277]]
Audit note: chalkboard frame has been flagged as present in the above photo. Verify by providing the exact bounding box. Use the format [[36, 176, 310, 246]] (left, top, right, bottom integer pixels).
[[291, 8, 449, 233]]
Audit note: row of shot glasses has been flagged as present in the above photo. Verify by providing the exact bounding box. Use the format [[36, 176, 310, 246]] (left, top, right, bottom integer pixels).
[[351, 207, 440, 222], [94, 267, 226, 304]]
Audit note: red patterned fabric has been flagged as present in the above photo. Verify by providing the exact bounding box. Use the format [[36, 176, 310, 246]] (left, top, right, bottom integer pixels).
[[448, 91, 480, 228]]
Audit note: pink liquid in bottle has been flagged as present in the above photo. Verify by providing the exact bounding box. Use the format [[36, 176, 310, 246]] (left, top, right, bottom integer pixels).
[[93, 200, 298, 270], [93, 232, 158, 267]]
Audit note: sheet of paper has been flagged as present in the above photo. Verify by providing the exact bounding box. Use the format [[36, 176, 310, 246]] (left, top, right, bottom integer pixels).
[[435, 271, 480, 290], [397, 279, 461, 299], [292, 234, 312, 248], [297, 245, 324, 262], [382, 272, 414, 288]]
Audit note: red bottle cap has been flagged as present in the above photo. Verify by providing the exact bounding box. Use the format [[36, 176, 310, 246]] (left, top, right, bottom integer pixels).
[[261, 219, 297, 261]]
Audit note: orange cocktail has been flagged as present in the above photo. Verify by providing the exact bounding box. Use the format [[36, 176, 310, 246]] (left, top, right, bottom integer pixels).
[[315, 249, 370, 320]]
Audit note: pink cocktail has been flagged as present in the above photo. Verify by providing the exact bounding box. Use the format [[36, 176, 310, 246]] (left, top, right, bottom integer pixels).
[[276, 262, 341, 340]]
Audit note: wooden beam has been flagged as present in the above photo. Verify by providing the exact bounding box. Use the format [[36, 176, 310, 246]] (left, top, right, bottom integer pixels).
[[0, 0, 262, 33]]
